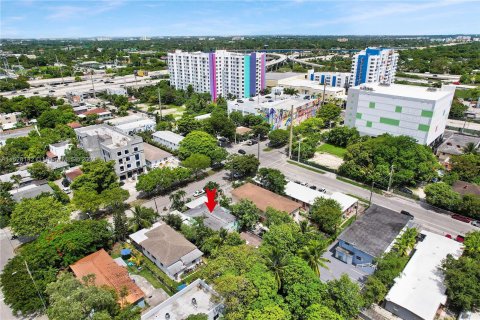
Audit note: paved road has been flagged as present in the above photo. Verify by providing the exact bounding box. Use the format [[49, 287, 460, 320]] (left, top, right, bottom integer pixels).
[[0, 228, 22, 320], [230, 141, 476, 237], [141, 140, 475, 237]]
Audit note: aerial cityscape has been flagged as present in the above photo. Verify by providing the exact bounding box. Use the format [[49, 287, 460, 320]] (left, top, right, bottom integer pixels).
[[0, 1, 479, 320]]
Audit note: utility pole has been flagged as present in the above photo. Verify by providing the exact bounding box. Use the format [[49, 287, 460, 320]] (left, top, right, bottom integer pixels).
[[24, 261, 47, 313], [288, 105, 294, 159], [257, 134, 261, 160], [387, 164, 395, 192], [369, 181, 375, 206], [90, 70, 96, 99], [55, 55, 65, 84], [158, 87, 162, 121], [321, 80, 327, 106], [298, 140, 301, 162]]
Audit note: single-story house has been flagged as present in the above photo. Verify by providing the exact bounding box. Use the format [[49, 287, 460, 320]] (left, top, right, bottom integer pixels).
[[436, 133, 480, 163], [78, 108, 112, 121], [0, 169, 33, 187], [65, 167, 83, 183], [143, 142, 177, 169], [70, 249, 145, 307], [178, 198, 238, 231], [141, 279, 223, 320], [384, 231, 463, 320], [9, 180, 54, 202], [152, 131, 184, 151], [0, 127, 34, 146], [129, 222, 203, 281], [283, 181, 357, 214], [335, 205, 412, 273], [48, 141, 72, 160], [67, 121, 82, 129], [231, 182, 301, 217]]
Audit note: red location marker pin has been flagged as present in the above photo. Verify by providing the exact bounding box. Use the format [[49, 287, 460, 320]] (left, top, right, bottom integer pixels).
[[204, 188, 217, 213]]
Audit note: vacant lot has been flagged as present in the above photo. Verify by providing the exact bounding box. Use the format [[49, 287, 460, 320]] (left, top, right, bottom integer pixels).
[[317, 143, 347, 158]]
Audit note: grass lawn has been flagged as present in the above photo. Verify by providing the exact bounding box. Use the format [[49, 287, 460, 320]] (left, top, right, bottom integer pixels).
[[316, 143, 347, 158]]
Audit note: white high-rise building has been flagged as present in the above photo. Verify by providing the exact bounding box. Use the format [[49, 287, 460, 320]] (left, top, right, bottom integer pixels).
[[350, 48, 399, 86], [168, 50, 266, 100], [345, 83, 454, 146]]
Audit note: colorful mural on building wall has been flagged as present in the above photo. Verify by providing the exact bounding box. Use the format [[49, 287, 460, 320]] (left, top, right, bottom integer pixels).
[[257, 98, 322, 130]]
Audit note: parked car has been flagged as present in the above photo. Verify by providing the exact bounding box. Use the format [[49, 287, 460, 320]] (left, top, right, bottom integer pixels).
[[309, 185, 317, 190], [233, 172, 243, 179], [451, 214, 473, 224], [193, 189, 205, 197], [236, 99, 244, 103], [49, 90, 55, 93], [318, 187, 326, 193], [33, 91, 39, 94], [455, 235, 465, 243], [400, 210, 414, 218], [238, 149, 246, 155], [300, 182, 309, 187], [445, 234, 452, 239], [472, 220, 480, 228], [62, 187, 71, 194], [399, 187, 413, 195]]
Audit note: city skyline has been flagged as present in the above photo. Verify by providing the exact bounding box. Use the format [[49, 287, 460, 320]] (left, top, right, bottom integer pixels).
[[1, 0, 480, 39]]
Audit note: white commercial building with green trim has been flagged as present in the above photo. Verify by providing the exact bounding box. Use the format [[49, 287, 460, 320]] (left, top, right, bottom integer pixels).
[[345, 83, 454, 146]]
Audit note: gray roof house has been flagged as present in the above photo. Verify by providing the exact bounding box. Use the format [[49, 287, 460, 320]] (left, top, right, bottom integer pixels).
[[179, 198, 238, 231], [334, 205, 412, 274], [129, 222, 203, 281], [10, 181, 54, 202]]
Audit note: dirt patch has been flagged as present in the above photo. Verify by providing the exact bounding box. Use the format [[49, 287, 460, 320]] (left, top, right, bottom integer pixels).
[[310, 152, 344, 170]]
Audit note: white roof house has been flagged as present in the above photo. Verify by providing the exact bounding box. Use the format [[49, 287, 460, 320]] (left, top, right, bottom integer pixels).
[[384, 230, 463, 320], [283, 181, 357, 213], [141, 279, 223, 320]]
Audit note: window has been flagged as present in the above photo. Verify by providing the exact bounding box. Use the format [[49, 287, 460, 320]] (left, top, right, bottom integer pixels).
[[119, 159, 123, 164], [356, 256, 362, 261], [134, 147, 138, 152], [127, 164, 131, 168], [369, 102, 375, 109], [395, 106, 402, 113], [421, 109, 433, 118], [117, 151, 121, 156], [136, 161, 141, 167], [135, 154, 140, 160], [120, 166, 124, 171], [124, 150, 129, 154], [380, 117, 400, 126], [126, 156, 130, 161]]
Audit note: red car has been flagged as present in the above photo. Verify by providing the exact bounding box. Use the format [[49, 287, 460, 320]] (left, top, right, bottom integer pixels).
[[451, 214, 473, 224], [456, 235, 465, 243], [445, 234, 452, 239]]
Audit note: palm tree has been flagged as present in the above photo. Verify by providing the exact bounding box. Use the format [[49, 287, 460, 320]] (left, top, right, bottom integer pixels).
[[463, 142, 478, 154], [299, 220, 313, 234], [298, 240, 330, 277], [128, 205, 156, 232], [169, 190, 185, 211], [264, 248, 289, 290], [394, 228, 418, 256]]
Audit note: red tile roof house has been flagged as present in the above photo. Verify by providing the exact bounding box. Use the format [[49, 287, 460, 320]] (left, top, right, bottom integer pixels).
[[65, 167, 83, 183], [79, 108, 112, 121], [70, 249, 145, 308]]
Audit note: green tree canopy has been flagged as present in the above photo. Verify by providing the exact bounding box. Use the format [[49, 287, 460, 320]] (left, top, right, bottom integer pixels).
[[178, 130, 227, 164], [182, 153, 211, 178], [310, 198, 342, 235], [317, 103, 341, 124], [230, 199, 260, 231], [225, 154, 260, 178], [10, 196, 70, 237], [257, 168, 287, 194], [268, 129, 289, 148]]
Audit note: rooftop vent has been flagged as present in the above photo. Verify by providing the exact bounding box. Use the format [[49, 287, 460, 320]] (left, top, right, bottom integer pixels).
[[427, 87, 437, 92]]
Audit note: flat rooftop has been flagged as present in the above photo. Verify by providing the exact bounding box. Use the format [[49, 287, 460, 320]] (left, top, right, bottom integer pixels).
[[143, 143, 172, 161], [231, 182, 301, 214], [350, 83, 454, 101], [279, 78, 346, 93], [228, 94, 315, 112], [338, 204, 411, 257], [284, 181, 357, 212], [437, 133, 480, 155], [141, 279, 222, 320], [266, 72, 304, 81], [152, 131, 184, 144], [385, 231, 463, 320], [107, 114, 151, 126], [75, 124, 138, 148]]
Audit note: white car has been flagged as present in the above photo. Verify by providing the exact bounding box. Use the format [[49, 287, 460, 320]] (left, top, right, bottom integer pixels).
[[193, 189, 205, 197], [62, 187, 71, 194]]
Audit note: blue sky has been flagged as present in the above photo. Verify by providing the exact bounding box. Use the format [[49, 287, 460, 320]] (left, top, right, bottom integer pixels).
[[1, 0, 479, 38]]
